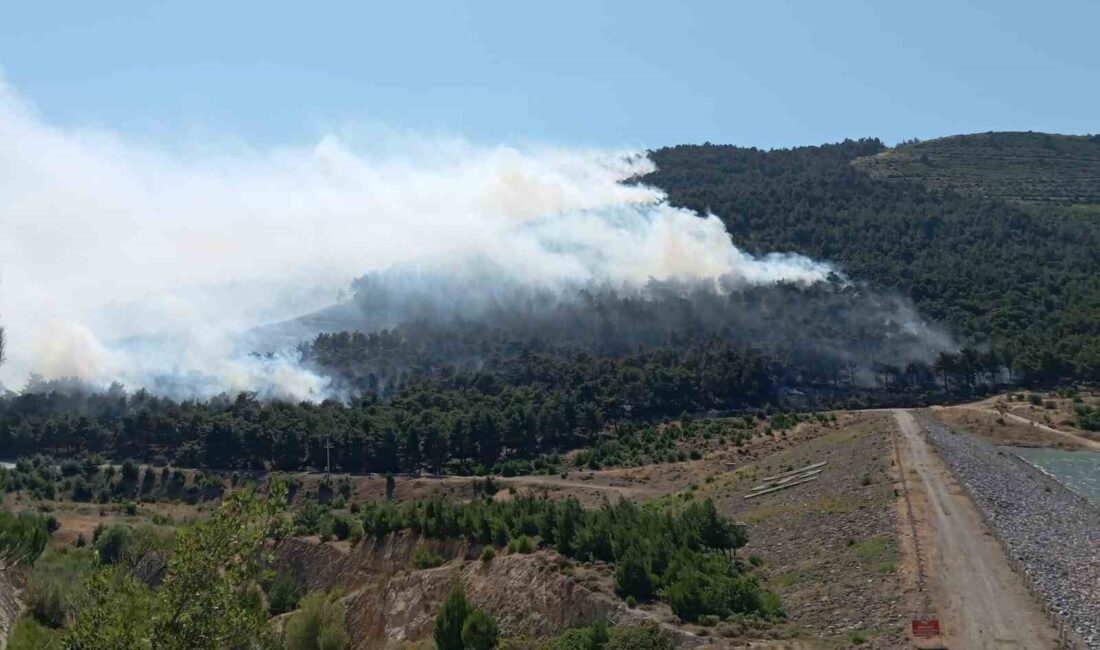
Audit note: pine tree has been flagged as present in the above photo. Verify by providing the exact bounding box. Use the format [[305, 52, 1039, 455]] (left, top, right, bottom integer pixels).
[[433, 584, 470, 650], [461, 608, 499, 650]]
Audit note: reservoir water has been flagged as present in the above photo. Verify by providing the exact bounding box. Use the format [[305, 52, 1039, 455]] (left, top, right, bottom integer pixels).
[[1004, 446, 1100, 506]]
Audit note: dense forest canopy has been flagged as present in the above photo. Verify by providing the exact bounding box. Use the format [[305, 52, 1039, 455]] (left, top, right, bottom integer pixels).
[[642, 135, 1100, 382]]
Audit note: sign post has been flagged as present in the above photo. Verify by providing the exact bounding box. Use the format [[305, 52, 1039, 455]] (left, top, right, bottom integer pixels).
[[911, 616, 941, 638]]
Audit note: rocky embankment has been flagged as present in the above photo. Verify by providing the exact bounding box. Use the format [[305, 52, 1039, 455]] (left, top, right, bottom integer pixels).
[[274, 532, 683, 648], [920, 415, 1100, 649], [0, 568, 22, 650]]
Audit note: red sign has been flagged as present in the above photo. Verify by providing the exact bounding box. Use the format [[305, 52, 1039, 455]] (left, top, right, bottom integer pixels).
[[912, 617, 941, 637]]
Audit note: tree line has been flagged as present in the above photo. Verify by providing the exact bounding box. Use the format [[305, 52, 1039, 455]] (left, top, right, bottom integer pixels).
[[356, 494, 781, 622], [1, 336, 1010, 475]]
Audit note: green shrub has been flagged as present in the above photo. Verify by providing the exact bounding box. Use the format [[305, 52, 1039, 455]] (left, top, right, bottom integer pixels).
[[412, 543, 445, 569], [507, 535, 534, 554], [294, 501, 327, 536], [613, 551, 653, 601], [480, 546, 496, 562], [120, 460, 139, 482], [347, 520, 364, 546], [7, 615, 63, 650], [94, 525, 134, 565], [268, 572, 303, 615], [462, 608, 499, 650], [1075, 405, 1100, 431], [605, 621, 676, 650], [331, 514, 352, 541], [285, 589, 349, 650], [757, 590, 786, 619], [0, 511, 49, 567], [434, 584, 470, 650], [28, 577, 70, 628], [538, 622, 607, 650], [23, 546, 95, 630]]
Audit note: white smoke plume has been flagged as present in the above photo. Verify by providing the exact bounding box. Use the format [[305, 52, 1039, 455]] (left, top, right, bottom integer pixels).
[[0, 76, 835, 399]]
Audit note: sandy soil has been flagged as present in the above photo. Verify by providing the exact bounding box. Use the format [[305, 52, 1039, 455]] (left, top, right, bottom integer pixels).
[[960, 392, 1100, 447], [930, 406, 1094, 451]]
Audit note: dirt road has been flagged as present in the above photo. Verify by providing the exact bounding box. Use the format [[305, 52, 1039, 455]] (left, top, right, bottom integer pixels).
[[500, 474, 658, 499], [893, 410, 1058, 649], [957, 405, 1100, 452]]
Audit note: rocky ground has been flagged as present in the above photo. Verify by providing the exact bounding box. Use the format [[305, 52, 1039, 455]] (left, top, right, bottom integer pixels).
[[919, 414, 1100, 649], [0, 569, 21, 650], [700, 412, 906, 649], [274, 533, 689, 649]]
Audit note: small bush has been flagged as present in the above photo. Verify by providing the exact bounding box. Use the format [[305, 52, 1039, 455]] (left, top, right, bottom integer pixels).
[[28, 578, 71, 628], [434, 584, 470, 650], [331, 514, 352, 541], [614, 551, 653, 601], [412, 543, 445, 569], [347, 520, 364, 546], [284, 589, 349, 650], [294, 501, 327, 536], [480, 546, 496, 562], [461, 608, 499, 650], [268, 572, 303, 615], [605, 621, 676, 650], [7, 616, 63, 650], [94, 525, 134, 565], [120, 459, 140, 482], [507, 535, 534, 554]]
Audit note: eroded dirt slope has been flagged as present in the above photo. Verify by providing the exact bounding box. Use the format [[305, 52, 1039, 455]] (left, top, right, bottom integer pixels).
[[274, 532, 678, 649]]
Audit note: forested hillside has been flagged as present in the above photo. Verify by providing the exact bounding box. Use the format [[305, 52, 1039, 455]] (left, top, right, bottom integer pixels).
[[642, 135, 1100, 382], [2, 133, 1097, 474]]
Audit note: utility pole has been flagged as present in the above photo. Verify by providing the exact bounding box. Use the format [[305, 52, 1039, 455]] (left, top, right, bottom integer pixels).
[[324, 432, 333, 483]]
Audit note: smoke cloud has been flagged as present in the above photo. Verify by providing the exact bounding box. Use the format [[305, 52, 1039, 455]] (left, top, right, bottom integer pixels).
[[0, 76, 910, 399]]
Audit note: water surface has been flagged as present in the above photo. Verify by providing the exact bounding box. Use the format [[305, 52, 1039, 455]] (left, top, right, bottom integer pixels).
[[1004, 446, 1100, 506]]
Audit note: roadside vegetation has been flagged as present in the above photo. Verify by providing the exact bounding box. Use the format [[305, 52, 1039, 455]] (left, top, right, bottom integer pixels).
[[2, 455, 224, 504]]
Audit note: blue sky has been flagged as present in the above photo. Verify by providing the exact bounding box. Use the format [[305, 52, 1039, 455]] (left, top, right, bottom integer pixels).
[[1, 0, 1097, 149]]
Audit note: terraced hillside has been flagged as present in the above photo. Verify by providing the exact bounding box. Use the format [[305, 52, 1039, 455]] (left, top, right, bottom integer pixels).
[[853, 131, 1100, 205]]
